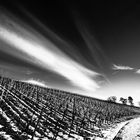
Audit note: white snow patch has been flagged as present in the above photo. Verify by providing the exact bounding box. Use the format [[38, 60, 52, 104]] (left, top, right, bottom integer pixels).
[[10, 122, 20, 132], [120, 117, 140, 140], [47, 131, 53, 138], [102, 121, 130, 140], [0, 131, 14, 140], [70, 133, 83, 140], [41, 138, 49, 140], [0, 124, 3, 128], [0, 108, 11, 122]]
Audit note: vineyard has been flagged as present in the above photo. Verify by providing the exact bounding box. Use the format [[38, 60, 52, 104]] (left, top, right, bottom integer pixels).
[[0, 76, 140, 140]]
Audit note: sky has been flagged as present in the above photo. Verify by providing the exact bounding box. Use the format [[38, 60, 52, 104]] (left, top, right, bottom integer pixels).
[[0, 1, 140, 105]]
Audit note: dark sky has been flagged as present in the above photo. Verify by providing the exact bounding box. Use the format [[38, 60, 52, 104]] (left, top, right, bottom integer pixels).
[[1, 1, 139, 66], [1, 1, 140, 103], [5, 0, 140, 67]]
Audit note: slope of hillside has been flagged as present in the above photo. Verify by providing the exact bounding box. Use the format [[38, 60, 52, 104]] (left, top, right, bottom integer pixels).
[[0, 75, 140, 140]]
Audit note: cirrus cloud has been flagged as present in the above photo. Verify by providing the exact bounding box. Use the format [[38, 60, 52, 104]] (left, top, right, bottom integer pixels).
[[112, 64, 134, 71]]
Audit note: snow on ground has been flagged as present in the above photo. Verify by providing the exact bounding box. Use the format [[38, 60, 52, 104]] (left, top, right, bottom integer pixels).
[[93, 120, 130, 140], [94, 117, 140, 140], [119, 117, 140, 140], [0, 108, 11, 122], [102, 121, 130, 140], [0, 124, 3, 128], [0, 132, 14, 140]]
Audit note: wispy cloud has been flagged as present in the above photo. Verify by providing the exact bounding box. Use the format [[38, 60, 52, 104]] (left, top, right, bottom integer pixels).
[[24, 79, 47, 87], [112, 64, 134, 71], [0, 12, 102, 93], [113, 64, 140, 76]]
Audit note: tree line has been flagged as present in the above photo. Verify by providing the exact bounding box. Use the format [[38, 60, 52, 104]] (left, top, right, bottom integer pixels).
[[107, 96, 134, 106]]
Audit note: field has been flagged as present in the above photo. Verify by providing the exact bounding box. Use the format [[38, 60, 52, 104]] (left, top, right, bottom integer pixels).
[[0, 76, 140, 140]]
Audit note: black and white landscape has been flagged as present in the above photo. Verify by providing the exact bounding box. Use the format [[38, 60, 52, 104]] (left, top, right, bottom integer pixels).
[[0, 1, 140, 140], [0, 76, 140, 140]]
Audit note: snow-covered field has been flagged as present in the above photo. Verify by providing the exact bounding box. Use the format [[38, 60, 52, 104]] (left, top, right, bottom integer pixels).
[[113, 117, 140, 140], [91, 116, 140, 140], [101, 121, 129, 140]]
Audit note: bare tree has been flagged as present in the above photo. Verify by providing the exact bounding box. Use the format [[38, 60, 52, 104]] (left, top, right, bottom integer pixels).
[[128, 96, 134, 106], [107, 96, 117, 103], [120, 97, 127, 105]]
